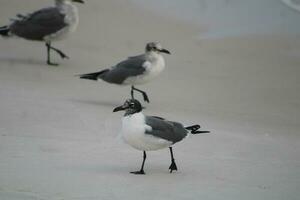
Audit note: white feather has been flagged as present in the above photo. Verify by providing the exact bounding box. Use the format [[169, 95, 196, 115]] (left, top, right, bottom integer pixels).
[[121, 112, 172, 151], [123, 52, 165, 85], [44, 1, 79, 41]]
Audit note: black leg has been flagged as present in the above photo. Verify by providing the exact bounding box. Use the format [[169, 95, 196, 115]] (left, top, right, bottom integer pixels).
[[131, 86, 135, 99], [45, 42, 58, 66], [169, 147, 178, 173], [131, 151, 146, 175], [132, 86, 150, 103], [49, 45, 69, 59]]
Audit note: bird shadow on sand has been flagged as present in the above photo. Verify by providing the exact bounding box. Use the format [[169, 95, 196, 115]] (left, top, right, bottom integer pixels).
[[0, 56, 48, 67], [70, 98, 123, 108], [59, 163, 133, 176], [64, 163, 186, 177]]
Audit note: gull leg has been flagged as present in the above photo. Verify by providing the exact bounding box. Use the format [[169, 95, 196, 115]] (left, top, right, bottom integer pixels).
[[49, 45, 69, 60], [45, 42, 58, 66], [169, 147, 178, 173], [132, 86, 150, 103], [131, 86, 135, 99], [131, 151, 146, 175]]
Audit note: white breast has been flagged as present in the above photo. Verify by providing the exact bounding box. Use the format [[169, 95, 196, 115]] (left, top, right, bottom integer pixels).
[[123, 53, 165, 85], [121, 113, 172, 151], [44, 3, 79, 41]]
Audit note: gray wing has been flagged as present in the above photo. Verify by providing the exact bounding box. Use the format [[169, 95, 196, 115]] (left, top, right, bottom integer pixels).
[[100, 55, 147, 84], [145, 116, 188, 144], [9, 7, 66, 41]]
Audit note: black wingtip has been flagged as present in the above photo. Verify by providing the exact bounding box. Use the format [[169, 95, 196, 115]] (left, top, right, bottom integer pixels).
[[185, 124, 210, 134], [76, 69, 109, 81], [191, 131, 210, 135], [0, 26, 10, 37]]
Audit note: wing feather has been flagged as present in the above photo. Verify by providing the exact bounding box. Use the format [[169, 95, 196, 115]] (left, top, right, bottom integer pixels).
[[145, 116, 188, 144], [10, 7, 67, 40]]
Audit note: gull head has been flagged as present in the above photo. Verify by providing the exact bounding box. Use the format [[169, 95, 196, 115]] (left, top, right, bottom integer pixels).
[[145, 42, 171, 54], [113, 99, 143, 115]]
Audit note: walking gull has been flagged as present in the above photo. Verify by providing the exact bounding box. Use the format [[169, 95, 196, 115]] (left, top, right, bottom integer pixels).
[[0, 0, 84, 66], [113, 99, 210, 174], [78, 42, 171, 103]]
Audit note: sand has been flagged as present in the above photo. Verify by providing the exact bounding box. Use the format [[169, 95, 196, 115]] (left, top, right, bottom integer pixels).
[[0, 0, 299, 199]]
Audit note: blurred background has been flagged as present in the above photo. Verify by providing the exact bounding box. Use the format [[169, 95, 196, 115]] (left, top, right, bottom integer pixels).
[[132, 0, 300, 38]]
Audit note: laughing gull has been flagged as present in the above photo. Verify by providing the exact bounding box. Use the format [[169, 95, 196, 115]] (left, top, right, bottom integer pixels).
[[78, 42, 171, 102], [113, 99, 210, 174], [0, 0, 84, 66]]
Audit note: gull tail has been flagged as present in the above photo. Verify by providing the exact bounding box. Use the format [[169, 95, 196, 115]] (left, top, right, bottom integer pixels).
[[0, 26, 10, 37], [185, 125, 210, 134], [77, 69, 109, 81]]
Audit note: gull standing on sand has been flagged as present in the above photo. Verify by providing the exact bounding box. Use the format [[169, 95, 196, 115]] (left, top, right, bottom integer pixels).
[[113, 99, 210, 174], [78, 42, 171, 103], [0, 0, 84, 66]]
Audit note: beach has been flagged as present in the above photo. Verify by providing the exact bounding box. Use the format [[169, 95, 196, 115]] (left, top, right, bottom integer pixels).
[[0, 0, 299, 199]]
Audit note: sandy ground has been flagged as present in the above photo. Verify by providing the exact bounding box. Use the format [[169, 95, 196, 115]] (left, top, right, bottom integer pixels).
[[0, 0, 300, 199]]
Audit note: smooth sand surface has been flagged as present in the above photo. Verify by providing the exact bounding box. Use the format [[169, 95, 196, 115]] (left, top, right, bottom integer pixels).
[[0, 0, 299, 199]]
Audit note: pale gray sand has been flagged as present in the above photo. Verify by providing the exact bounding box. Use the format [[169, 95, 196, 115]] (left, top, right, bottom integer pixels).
[[0, 0, 299, 200]]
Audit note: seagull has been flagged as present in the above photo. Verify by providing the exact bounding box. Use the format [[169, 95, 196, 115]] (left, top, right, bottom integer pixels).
[[78, 42, 171, 103], [113, 99, 210, 175], [0, 0, 84, 66]]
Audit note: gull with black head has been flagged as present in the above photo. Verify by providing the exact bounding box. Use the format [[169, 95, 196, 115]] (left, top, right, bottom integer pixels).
[[78, 42, 171, 103], [0, 0, 85, 66], [113, 99, 210, 174]]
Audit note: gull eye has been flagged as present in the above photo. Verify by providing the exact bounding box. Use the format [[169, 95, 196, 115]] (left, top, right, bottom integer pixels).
[[129, 103, 135, 108]]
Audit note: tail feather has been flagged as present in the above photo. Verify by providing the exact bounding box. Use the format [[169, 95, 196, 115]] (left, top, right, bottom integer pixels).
[[77, 69, 109, 81], [185, 125, 210, 134], [0, 26, 10, 37]]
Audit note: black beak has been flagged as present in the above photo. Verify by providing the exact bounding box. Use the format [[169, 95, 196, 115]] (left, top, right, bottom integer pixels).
[[113, 105, 126, 112], [72, 0, 85, 4], [159, 49, 171, 54]]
